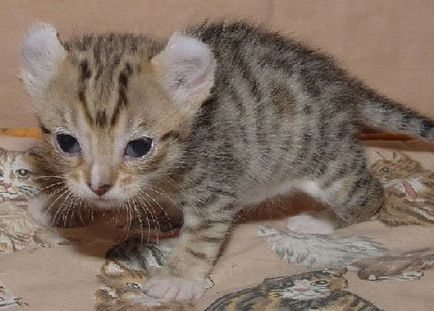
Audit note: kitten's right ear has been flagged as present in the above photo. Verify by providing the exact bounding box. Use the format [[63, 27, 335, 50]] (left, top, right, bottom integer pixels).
[[21, 22, 66, 97], [151, 33, 216, 112]]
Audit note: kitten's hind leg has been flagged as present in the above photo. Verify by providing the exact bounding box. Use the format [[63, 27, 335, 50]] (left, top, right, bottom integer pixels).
[[321, 158, 384, 226]]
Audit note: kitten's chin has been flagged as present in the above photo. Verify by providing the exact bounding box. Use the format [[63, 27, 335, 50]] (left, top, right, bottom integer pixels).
[[91, 199, 121, 210]]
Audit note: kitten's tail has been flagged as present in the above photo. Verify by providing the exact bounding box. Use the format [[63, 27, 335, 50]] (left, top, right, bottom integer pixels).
[[353, 80, 434, 142]]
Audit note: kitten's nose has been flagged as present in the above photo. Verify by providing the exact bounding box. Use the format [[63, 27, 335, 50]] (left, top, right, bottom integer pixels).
[[89, 183, 112, 196], [89, 163, 113, 196]]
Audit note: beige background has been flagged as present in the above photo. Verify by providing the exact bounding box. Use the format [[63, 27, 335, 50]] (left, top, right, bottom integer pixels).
[[1, 0, 433, 128]]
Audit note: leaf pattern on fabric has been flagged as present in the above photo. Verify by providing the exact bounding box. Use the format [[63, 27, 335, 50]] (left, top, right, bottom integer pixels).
[[258, 225, 387, 268]]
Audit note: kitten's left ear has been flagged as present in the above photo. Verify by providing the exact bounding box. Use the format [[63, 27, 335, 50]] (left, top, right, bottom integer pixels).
[[21, 22, 66, 97], [151, 33, 216, 111]]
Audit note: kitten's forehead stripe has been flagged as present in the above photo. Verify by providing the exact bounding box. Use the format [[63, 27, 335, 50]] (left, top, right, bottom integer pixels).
[[95, 110, 108, 128], [116, 63, 132, 109], [79, 60, 92, 81], [160, 130, 181, 142], [78, 89, 93, 125], [64, 34, 163, 130], [110, 104, 121, 127]]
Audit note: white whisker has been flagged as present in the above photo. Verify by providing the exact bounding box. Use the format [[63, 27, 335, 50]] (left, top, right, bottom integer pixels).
[[142, 191, 174, 232], [136, 194, 160, 243], [38, 181, 66, 192], [33, 175, 64, 180], [50, 188, 71, 225]]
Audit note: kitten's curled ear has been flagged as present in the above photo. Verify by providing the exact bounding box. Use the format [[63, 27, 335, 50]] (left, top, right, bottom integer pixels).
[[21, 22, 66, 97], [151, 33, 216, 111]]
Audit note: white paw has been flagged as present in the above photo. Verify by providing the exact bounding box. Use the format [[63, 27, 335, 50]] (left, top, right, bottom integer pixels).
[[27, 194, 51, 226], [145, 276, 206, 301], [287, 210, 338, 235]]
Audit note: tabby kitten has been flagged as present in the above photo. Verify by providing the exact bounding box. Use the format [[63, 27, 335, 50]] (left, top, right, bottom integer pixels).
[[371, 152, 434, 226], [20, 21, 434, 301]]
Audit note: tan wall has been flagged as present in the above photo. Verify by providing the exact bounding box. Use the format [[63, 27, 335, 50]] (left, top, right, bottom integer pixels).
[[1, 0, 433, 127]]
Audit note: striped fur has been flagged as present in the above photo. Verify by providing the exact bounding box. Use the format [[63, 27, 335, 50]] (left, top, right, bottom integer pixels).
[[21, 21, 434, 301]]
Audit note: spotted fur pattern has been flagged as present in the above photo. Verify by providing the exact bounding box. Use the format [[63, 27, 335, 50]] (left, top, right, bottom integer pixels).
[[20, 21, 434, 301]]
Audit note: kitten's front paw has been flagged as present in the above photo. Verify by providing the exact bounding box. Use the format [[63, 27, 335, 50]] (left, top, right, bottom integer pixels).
[[145, 274, 207, 301]]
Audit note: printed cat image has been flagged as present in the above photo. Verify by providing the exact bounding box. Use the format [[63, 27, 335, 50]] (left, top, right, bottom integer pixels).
[[19, 21, 434, 301], [0, 147, 41, 203], [205, 269, 381, 311], [370, 152, 434, 226], [0, 148, 68, 255], [96, 236, 196, 311], [351, 248, 434, 282]]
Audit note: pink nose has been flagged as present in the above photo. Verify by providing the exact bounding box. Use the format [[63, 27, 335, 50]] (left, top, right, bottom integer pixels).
[[89, 184, 112, 196]]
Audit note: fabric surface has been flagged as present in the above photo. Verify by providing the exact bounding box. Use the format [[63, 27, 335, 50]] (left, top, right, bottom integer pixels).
[[0, 137, 433, 310]]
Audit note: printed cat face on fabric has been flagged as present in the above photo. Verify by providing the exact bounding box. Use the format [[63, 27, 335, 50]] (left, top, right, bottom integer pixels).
[[0, 148, 41, 202], [370, 151, 433, 226], [96, 237, 194, 311], [205, 269, 380, 311], [264, 270, 347, 301], [371, 152, 422, 183]]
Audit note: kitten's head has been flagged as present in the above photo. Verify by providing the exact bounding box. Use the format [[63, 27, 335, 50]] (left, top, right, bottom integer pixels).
[[0, 148, 41, 201], [370, 152, 422, 183], [263, 269, 347, 301], [20, 23, 216, 209]]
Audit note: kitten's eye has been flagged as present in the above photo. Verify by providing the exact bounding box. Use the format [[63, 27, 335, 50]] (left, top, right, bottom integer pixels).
[[15, 169, 30, 179], [125, 138, 153, 158], [380, 167, 390, 173], [56, 134, 81, 154], [314, 280, 328, 285]]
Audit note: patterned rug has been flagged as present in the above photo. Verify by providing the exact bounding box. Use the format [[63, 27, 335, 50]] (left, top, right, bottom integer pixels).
[[0, 137, 433, 310]]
